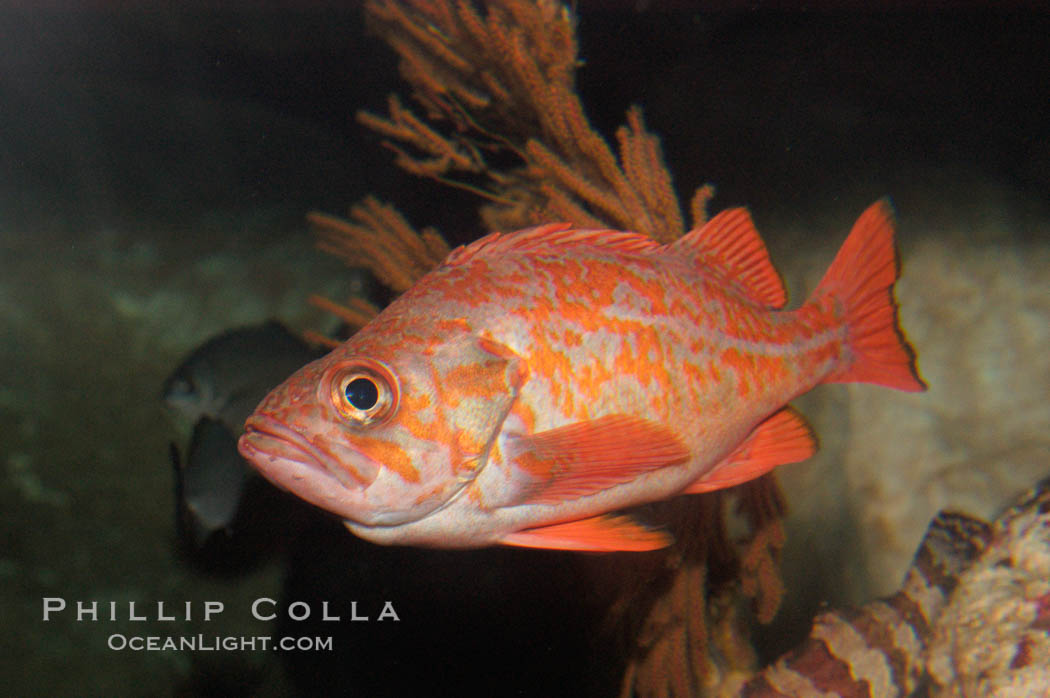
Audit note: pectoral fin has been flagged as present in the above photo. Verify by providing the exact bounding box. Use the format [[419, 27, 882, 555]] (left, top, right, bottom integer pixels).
[[508, 414, 690, 505], [500, 514, 672, 551], [684, 406, 817, 494]]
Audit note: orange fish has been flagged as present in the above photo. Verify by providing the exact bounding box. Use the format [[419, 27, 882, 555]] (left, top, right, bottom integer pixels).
[[238, 200, 924, 551]]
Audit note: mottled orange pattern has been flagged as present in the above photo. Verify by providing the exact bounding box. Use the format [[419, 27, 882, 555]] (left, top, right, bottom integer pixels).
[[239, 200, 924, 551]]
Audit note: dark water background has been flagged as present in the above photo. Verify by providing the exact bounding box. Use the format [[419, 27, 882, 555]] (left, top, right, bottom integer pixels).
[[2, 3, 1048, 696]]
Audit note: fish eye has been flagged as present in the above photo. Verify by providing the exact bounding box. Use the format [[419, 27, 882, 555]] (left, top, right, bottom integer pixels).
[[326, 359, 399, 426], [345, 377, 379, 410], [168, 376, 196, 398]]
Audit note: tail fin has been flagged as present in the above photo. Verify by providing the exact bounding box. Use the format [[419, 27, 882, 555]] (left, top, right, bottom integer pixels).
[[812, 199, 926, 392]]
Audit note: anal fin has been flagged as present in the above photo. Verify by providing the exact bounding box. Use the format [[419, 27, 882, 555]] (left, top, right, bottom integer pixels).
[[499, 514, 672, 552], [684, 406, 817, 494]]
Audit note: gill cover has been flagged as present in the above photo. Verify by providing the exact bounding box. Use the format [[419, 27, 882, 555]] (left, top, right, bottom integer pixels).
[[420, 333, 526, 478]]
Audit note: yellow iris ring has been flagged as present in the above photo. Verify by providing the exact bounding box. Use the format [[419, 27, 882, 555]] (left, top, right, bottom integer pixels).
[[321, 357, 400, 426]]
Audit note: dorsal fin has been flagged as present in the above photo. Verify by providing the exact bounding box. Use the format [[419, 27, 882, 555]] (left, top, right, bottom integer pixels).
[[445, 223, 660, 266], [670, 208, 787, 308]]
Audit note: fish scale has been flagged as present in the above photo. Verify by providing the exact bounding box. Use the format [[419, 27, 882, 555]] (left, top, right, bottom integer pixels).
[[239, 200, 924, 551]]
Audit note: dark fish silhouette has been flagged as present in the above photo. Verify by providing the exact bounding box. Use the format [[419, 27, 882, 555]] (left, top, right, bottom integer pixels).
[[163, 320, 322, 434], [163, 321, 322, 550], [171, 417, 249, 546]]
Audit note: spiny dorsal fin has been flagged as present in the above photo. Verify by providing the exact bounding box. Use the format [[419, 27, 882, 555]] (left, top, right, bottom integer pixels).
[[670, 208, 787, 308], [445, 223, 660, 266]]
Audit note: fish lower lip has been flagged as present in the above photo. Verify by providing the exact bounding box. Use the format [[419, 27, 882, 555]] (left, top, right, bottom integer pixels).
[[239, 415, 373, 487]]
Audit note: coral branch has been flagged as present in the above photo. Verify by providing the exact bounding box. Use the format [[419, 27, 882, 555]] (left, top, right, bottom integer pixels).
[[617, 106, 684, 241], [690, 183, 717, 230], [309, 196, 449, 294], [360, 0, 697, 239], [307, 294, 380, 330], [525, 140, 632, 226]]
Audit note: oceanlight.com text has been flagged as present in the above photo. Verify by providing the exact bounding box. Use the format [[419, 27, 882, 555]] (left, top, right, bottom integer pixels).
[[107, 634, 334, 652]]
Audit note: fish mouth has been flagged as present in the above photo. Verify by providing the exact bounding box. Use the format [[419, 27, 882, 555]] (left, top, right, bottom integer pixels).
[[238, 415, 376, 489]]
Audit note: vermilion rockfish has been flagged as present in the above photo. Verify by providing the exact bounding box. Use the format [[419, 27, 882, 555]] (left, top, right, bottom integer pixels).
[[238, 201, 925, 551]]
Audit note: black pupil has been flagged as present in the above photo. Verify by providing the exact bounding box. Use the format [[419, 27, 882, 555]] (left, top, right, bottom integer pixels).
[[345, 377, 379, 411]]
